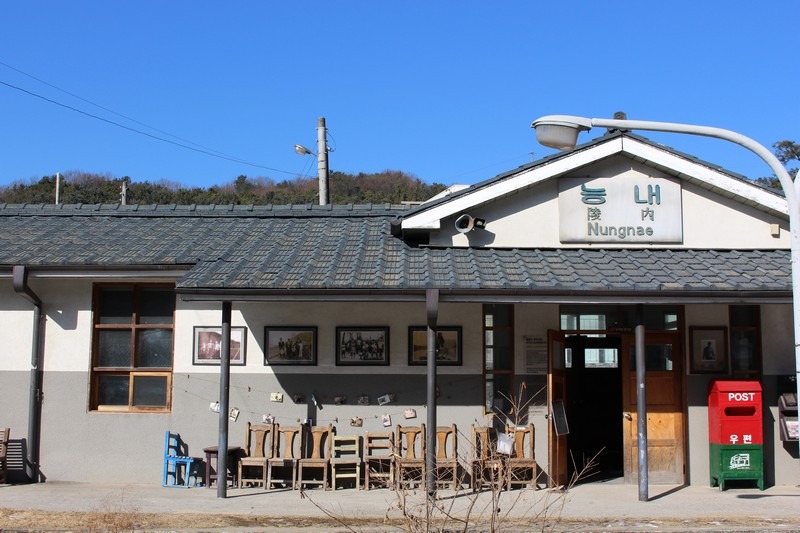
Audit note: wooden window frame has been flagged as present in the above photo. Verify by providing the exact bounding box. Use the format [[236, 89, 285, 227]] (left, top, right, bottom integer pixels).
[[482, 304, 515, 416], [90, 283, 175, 412], [729, 305, 762, 377]]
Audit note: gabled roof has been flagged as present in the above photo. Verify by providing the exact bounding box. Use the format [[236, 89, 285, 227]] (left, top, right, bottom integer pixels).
[[0, 203, 789, 302], [401, 132, 788, 231]]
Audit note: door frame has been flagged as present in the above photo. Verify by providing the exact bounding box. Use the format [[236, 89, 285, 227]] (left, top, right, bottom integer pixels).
[[547, 329, 567, 487], [549, 328, 687, 486]]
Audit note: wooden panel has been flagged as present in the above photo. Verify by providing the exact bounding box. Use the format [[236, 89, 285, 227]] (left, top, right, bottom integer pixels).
[[548, 330, 568, 487], [622, 332, 685, 485], [627, 374, 675, 406]]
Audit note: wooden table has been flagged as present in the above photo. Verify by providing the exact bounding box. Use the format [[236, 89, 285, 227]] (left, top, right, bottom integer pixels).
[[203, 446, 241, 489]]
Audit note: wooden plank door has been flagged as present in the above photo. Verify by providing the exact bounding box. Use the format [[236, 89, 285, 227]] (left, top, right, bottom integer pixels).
[[621, 332, 685, 484], [548, 329, 568, 487]]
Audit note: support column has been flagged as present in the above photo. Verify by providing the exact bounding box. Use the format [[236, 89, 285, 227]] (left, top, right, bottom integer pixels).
[[635, 304, 648, 501], [425, 289, 439, 496], [217, 301, 232, 498]]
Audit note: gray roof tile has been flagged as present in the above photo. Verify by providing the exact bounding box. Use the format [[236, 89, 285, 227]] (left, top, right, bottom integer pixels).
[[0, 204, 790, 296]]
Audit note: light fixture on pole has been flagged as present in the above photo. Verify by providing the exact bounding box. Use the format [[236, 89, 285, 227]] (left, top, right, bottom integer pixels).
[[294, 144, 314, 157], [532, 113, 800, 498], [294, 117, 331, 206]]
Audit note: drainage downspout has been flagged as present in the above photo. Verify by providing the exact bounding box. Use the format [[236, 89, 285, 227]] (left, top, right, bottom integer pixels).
[[13, 265, 43, 483]]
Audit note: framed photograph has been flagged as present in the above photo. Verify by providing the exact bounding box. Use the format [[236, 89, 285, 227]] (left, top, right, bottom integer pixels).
[[193, 326, 247, 365], [690, 326, 729, 374], [336, 327, 389, 365], [265, 327, 317, 365], [408, 326, 462, 366]]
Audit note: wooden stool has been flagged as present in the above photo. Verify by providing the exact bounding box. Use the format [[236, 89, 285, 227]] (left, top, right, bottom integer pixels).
[[203, 446, 241, 488]]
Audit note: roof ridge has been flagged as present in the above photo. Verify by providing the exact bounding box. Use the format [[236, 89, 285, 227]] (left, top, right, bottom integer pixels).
[[0, 202, 414, 218]]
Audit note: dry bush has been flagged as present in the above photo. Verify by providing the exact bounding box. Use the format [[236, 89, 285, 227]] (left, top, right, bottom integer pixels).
[[83, 489, 142, 533]]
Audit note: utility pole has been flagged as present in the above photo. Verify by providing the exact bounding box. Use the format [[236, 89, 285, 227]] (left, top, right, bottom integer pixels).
[[317, 117, 329, 206], [120, 178, 128, 205]]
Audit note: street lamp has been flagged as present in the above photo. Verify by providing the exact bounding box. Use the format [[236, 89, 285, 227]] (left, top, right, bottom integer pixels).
[[532, 114, 800, 496]]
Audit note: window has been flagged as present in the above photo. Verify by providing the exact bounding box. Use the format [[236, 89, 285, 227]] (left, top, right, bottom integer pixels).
[[560, 304, 680, 332], [729, 305, 761, 376], [91, 284, 175, 412], [483, 304, 514, 417]]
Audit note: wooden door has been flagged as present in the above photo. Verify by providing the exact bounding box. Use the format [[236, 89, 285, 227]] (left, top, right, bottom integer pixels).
[[548, 329, 568, 487], [621, 332, 685, 484]]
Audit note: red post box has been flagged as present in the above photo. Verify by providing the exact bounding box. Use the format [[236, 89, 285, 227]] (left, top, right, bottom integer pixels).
[[708, 380, 763, 446], [708, 380, 763, 490]]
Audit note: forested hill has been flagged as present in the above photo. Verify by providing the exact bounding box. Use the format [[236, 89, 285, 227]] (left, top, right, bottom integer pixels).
[[0, 170, 448, 205]]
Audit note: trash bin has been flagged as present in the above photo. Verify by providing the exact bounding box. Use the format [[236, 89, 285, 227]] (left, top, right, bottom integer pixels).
[[708, 380, 764, 490]]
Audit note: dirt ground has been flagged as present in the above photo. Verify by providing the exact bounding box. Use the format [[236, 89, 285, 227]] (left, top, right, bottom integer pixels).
[[2, 508, 799, 532]]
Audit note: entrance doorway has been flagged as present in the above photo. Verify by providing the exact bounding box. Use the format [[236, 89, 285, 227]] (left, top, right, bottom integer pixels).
[[549, 327, 686, 487], [563, 335, 623, 482]]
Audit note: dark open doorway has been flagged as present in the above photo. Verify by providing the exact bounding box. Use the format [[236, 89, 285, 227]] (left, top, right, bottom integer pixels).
[[564, 335, 623, 482]]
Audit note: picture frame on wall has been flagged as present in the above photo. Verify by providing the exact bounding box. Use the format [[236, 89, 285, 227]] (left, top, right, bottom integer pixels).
[[336, 327, 389, 365], [689, 326, 729, 374], [193, 326, 247, 365], [408, 326, 462, 366], [264, 327, 317, 365]]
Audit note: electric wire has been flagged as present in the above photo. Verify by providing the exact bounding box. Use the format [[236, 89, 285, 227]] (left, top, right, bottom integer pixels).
[[0, 59, 236, 159], [0, 76, 299, 176]]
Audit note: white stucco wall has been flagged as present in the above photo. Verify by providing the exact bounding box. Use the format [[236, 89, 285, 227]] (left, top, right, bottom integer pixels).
[[430, 156, 789, 250], [3, 277, 796, 486], [175, 300, 484, 375]]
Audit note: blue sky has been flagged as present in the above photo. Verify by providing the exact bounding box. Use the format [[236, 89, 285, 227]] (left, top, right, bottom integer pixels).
[[1, 1, 797, 191]]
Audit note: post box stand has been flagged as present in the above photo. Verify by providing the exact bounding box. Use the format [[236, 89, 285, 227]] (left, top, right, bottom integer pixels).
[[709, 443, 764, 490]]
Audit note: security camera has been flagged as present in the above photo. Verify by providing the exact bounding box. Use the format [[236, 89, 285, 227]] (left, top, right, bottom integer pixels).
[[455, 214, 486, 233], [455, 214, 474, 233]]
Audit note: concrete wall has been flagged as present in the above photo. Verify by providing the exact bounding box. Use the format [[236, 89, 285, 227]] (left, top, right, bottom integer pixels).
[[684, 303, 797, 486], [2, 277, 796, 486], [0, 286, 498, 483]]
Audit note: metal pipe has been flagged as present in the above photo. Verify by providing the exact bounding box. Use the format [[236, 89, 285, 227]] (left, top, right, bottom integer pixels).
[[425, 289, 439, 496], [217, 301, 232, 498], [13, 265, 43, 482], [635, 304, 648, 501]]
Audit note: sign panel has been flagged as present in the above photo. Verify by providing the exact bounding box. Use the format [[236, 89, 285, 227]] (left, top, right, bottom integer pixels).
[[559, 174, 683, 243]]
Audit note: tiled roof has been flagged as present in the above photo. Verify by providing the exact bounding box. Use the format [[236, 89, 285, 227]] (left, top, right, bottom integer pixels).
[[0, 204, 790, 296], [400, 131, 785, 220]]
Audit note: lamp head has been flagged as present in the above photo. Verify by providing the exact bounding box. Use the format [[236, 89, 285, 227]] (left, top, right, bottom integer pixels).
[[294, 144, 315, 156], [531, 115, 593, 151], [455, 214, 486, 233]]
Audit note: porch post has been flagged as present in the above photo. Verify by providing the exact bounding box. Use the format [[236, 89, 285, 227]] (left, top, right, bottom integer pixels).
[[217, 301, 232, 498], [426, 289, 439, 496], [635, 304, 648, 501]]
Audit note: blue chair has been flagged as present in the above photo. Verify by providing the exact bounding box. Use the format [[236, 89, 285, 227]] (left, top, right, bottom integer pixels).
[[163, 431, 200, 487]]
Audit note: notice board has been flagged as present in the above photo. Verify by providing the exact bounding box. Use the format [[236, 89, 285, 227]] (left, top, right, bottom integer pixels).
[[552, 400, 570, 436]]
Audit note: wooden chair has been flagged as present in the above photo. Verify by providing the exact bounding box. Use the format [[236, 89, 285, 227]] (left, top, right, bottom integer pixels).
[[470, 425, 503, 492], [297, 424, 333, 490], [266, 424, 303, 490], [433, 424, 459, 490], [506, 424, 536, 489], [0, 428, 9, 485], [331, 435, 362, 490], [163, 431, 200, 488], [364, 431, 394, 490], [395, 424, 425, 489], [238, 422, 274, 489]]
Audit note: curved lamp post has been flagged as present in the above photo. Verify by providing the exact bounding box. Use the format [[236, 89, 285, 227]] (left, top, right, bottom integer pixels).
[[532, 115, 800, 498]]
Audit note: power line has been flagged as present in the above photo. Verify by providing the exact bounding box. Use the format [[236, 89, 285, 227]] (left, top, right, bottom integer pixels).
[[0, 59, 233, 158], [0, 75, 298, 176]]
